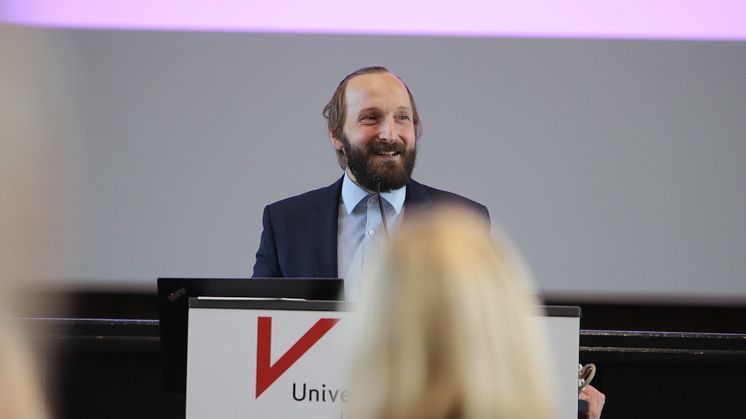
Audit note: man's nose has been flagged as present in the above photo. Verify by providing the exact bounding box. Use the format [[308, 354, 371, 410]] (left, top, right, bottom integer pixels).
[[378, 116, 397, 142]]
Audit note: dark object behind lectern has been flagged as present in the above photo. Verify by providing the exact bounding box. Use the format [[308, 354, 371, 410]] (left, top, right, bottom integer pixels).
[[157, 277, 344, 392]]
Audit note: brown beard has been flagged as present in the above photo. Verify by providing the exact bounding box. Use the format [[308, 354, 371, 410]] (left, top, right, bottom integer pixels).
[[341, 134, 417, 192]]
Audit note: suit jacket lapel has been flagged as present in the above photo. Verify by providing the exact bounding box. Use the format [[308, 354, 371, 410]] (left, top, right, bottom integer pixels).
[[404, 179, 433, 219], [308, 177, 343, 278]]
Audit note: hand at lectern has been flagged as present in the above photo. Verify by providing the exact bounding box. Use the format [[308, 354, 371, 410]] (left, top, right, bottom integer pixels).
[[579, 385, 606, 419]]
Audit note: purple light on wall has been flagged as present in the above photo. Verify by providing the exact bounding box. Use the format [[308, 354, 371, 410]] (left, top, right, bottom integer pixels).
[[2, 0, 745, 40]]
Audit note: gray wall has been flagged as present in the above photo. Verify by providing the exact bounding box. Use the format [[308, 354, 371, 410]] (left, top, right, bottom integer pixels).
[[32, 29, 746, 301]]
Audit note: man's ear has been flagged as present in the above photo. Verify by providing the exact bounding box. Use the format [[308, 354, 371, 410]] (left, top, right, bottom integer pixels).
[[330, 132, 344, 151]]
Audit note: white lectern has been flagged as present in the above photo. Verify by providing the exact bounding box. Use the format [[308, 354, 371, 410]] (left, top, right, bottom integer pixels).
[[185, 299, 580, 419]]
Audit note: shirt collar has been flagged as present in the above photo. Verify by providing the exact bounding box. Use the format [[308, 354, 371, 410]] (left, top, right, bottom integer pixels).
[[341, 173, 406, 215]]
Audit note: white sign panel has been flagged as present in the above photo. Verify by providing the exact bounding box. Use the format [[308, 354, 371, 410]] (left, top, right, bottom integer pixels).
[[186, 301, 578, 419], [187, 305, 351, 419]]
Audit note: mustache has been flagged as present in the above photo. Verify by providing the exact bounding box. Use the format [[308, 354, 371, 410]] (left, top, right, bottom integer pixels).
[[367, 142, 406, 154]]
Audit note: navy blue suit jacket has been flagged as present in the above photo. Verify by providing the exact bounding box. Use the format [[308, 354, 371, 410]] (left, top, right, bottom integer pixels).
[[251, 177, 489, 278]]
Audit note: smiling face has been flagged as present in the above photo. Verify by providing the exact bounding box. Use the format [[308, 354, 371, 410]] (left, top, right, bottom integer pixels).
[[331, 71, 418, 192]]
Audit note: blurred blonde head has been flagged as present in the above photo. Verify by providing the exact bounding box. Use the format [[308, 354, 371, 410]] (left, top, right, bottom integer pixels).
[[0, 26, 67, 419], [348, 206, 555, 419]]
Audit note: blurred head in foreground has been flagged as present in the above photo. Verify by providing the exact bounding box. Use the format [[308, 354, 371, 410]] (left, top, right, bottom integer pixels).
[[0, 26, 65, 419], [348, 206, 555, 419]]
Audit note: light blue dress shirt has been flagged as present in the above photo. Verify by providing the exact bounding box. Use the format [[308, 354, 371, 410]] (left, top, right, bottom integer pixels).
[[337, 173, 406, 300]]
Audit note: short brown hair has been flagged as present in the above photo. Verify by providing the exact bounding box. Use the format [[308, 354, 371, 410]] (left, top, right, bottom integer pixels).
[[323, 66, 423, 169]]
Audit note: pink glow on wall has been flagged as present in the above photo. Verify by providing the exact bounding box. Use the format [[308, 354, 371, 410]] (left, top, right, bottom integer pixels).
[[1, 0, 745, 40]]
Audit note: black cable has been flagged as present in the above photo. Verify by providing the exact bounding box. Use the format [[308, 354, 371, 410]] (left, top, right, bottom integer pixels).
[[374, 177, 390, 238]]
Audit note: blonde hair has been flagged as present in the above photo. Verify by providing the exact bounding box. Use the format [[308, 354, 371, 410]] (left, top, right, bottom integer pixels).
[[0, 26, 61, 419], [348, 206, 556, 419]]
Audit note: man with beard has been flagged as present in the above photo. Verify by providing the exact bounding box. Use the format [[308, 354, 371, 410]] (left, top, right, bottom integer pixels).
[[251, 66, 489, 298], [251, 66, 606, 410]]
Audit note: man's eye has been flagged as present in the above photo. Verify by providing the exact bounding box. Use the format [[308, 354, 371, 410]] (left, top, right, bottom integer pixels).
[[398, 114, 411, 121], [361, 115, 379, 121]]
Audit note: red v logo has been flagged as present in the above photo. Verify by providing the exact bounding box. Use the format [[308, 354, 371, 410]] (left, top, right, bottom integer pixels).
[[255, 316, 340, 398]]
